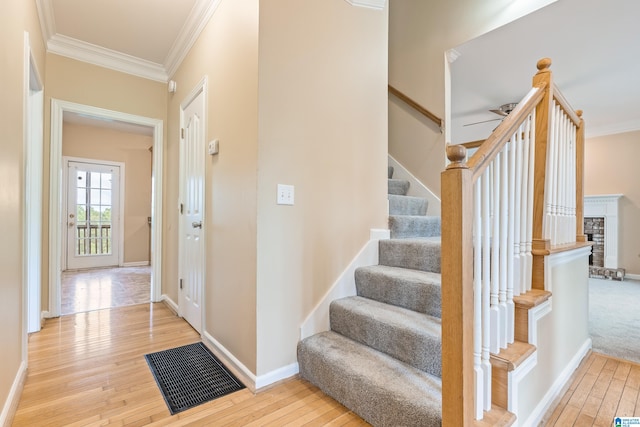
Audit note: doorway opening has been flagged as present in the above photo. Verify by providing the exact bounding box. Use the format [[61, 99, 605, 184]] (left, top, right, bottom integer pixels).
[[49, 99, 164, 318]]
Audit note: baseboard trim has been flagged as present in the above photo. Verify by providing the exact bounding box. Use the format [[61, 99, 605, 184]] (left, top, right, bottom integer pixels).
[[160, 294, 179, 315], [122, 261, 150, 267], [202, 331, 257, 392], [625, 273, 640, 281], [520, 338, 592, 427], [299, 228, 390, 340], [0, 361, 27, 427], [255, 362, 299, 390]]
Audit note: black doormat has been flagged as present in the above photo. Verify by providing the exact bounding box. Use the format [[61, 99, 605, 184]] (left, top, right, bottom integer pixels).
[[145, 342, 245, 414]]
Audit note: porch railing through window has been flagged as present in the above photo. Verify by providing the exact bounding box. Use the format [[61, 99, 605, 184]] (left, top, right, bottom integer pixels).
[[76, 224, 112, 255]]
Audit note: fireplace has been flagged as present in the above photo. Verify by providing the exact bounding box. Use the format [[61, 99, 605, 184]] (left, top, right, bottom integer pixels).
[[584, 195, 624, 280], [584, 217, 604, 267]]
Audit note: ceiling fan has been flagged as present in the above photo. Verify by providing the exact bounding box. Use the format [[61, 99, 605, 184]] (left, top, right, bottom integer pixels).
[[463, 103, 518, 127]]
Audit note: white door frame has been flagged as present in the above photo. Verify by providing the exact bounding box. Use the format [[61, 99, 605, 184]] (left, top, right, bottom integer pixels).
[[49, 99, 164, 318], [24, 32, 44, 341], [178, 77, 207, 332], [63, 157, 125, 270]]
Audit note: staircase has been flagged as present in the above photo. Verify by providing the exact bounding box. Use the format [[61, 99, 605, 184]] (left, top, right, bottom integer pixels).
[[297, 167, 443, 426]]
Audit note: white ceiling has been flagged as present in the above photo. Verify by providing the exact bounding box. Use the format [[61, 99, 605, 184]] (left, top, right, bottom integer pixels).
[[451, 0, 640, 143]]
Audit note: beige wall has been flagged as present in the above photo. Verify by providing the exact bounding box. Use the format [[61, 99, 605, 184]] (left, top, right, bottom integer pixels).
[[166, 0, 388, 377], [166, 0, 260, 372], [256, 0, 389, 375], [585, 130, 640, 275], [62, 123, 153, 264], [42, 54, 167, 309], [0, 0, 45, 419], [388, 0, 557, 196]]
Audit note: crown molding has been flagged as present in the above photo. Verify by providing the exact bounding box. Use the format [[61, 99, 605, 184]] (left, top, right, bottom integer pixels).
[[344, 0, 386, 10], [34, 0, 224, 83], [446, 49, 462, 64], [164, 0, 222, 79], [48, 34, 168, 82], [35, 0, 55, 46], [586, 118, 640, 139]]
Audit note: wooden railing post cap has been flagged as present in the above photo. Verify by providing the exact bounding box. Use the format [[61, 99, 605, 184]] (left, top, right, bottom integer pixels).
[[445, 143, 468, 170], [577, 109, 583, 118], [536, 58, 552, 73]]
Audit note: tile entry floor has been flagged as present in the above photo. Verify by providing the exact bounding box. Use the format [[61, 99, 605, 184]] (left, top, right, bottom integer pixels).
[[61, 265, 151, 315]]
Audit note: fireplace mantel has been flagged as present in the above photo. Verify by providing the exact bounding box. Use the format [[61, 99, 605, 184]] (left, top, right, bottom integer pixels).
[[584, 194, 623, 268]]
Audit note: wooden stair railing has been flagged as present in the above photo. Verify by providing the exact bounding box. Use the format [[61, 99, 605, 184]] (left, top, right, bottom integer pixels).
[[388, 84, 444, 131], [441, 58, 586, 425]]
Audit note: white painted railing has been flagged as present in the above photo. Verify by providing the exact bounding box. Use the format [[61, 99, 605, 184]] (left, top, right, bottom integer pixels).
[[472, 112, 536, 416], [544, 100, 577, 246]]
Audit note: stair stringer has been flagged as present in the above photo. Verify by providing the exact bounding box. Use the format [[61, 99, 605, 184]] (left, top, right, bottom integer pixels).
[[514, 246, 592, 427], [388, 154, 441, 216], [506, 299, 551, 413], [490, 294, 553, 422], [299, 228, 390, 340]]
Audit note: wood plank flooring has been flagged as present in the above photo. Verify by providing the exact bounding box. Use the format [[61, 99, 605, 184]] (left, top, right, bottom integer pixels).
[[14, 301, 640, 426], [61, 266, 151, 315], [13, 303, 368, 426], [543, 351, 640, 426]]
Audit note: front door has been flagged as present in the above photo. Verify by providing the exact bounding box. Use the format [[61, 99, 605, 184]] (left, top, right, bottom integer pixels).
[[66, 160, 120, 270], [179, 84, 206, 333]]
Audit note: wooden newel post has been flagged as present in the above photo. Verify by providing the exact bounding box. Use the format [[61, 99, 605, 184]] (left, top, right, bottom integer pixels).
[[441, 144, 475, 426], [575, 110, 587, 242], [531, 58, 553, 290]]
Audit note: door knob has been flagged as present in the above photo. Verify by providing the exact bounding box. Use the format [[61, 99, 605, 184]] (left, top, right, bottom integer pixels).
[[68, 222, 75, 227], [192, 221, 202, 229]]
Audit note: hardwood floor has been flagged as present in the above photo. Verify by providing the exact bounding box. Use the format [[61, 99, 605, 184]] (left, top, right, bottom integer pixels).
[[543, 351, 640, 426], [15, 301, 638, 426], [13, 303, 368, 426], [61, 266, 151, 315]]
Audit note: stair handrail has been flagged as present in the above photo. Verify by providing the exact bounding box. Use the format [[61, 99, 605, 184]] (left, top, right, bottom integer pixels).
[[440, 58, 585, 425], [388, 84, 444, 131]]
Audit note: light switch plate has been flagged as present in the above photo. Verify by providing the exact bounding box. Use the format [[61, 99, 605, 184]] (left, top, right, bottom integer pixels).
[[208, 139, 219, 155], [277, 184, 294, 205]]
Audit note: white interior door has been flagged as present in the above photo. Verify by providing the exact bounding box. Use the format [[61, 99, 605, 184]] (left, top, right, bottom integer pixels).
[[66, 160, 120, 270], [179, 84, 206, 333]]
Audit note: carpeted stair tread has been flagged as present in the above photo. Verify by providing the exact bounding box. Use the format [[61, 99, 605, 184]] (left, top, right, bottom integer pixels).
[[389, 215, 441, 239], [388, 194, 428, 216], [330, 296, 441, 376], [388, 178, 410, 195], [379, 237, 441, 273], [297, 331, 442, 427], [355, 265, 441, 318]]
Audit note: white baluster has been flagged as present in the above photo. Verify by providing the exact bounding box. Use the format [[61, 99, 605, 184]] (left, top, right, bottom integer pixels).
[[490, 158, 500, 354], [513, 130, 522, 296], [506, 135, 516, 343], [519, 121, 530, 295], [481, 167, 492, 412], [499, 145, 509, 349], [526, 113, 536, 292], [558, 111, 567, 244], [473, 178, 484, 420], [544, 103, 555, 242], [570, 122, 577, 241]]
